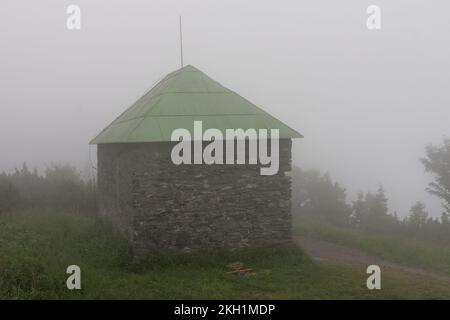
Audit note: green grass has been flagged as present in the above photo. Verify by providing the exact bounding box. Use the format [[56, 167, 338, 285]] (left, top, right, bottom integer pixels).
[[294, 218, 450, 275], [1, 210, 450, 299]]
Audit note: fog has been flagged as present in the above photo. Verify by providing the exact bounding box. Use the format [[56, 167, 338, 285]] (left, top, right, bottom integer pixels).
[[1, 0, 449, 217]]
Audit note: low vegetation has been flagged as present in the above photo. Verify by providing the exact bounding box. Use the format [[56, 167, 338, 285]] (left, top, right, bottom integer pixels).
[[0, 163, 95, 215], [2, 210, 450, 299]]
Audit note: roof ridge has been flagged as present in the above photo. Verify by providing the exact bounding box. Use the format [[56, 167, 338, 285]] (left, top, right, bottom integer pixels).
[[112, 113, 269, 126]]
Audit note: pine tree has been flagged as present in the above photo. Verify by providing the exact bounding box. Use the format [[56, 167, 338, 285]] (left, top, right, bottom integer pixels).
[[408, 201, 428, 229]]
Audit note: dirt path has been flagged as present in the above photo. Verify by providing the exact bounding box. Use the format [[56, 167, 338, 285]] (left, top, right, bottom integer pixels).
[[295, 235, 450, 283]]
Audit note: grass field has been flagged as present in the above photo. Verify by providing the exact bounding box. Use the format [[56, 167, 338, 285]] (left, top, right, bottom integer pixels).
[[1, 210, 450, 299]]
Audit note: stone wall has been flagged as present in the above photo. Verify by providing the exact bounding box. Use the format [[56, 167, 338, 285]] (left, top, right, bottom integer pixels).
[[97, 140, 293, 256]]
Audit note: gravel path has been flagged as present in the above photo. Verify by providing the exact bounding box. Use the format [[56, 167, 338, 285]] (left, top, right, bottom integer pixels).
[[295, 235, 450, 283]]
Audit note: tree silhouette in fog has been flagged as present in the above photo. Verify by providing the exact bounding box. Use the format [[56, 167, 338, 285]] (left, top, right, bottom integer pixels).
[[421, 139, 450, 215]]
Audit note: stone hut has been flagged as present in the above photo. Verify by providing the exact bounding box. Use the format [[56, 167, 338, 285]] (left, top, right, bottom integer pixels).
[[90, 65, 302, 256]]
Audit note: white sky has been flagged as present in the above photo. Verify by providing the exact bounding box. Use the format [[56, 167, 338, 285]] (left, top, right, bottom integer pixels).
[[1, 0, 449, 217]]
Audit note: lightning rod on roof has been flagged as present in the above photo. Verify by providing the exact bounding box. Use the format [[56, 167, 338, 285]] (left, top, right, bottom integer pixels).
[[179, 16, 184, 68]]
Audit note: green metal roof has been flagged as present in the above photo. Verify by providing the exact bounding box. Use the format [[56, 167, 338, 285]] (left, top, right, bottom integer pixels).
[[90, 65, 303, 144]]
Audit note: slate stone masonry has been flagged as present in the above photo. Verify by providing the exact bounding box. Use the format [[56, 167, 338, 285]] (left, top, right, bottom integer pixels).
[[97, 139, 293, 256]]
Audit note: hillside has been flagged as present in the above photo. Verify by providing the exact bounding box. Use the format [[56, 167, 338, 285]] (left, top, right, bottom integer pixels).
[[1, 210, 450, 299]]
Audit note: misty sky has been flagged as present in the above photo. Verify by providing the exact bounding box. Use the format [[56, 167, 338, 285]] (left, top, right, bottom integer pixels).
[[1, 0, 449, 217]]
